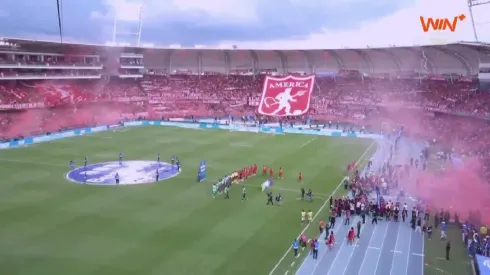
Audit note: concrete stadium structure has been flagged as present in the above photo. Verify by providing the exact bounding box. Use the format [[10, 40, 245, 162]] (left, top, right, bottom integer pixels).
[[3, 38, 490, 76]]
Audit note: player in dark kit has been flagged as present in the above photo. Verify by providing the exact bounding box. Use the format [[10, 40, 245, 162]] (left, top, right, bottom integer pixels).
[[84, 156, 88, 167], [119, 152, 123, 165], [306, 189, 313, 201], [176, 158, 181, 172], [242, 187, 247, 201], [156, 170, 159, 181], [275, 193, 282, 205], [69, 160, 75, 170], [115, 173, 120, 184], [224, 186, 230, 199], [267, 192, 274, 205]]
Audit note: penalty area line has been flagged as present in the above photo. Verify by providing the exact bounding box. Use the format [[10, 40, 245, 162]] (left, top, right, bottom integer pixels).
[[267, 140, 377, 275]]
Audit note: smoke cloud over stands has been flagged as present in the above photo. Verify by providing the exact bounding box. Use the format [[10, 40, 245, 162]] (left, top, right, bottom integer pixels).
[[358, 80, 490, 225]]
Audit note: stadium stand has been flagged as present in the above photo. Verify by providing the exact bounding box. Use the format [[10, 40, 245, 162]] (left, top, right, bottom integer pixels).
[[1, 38, 490, 180]]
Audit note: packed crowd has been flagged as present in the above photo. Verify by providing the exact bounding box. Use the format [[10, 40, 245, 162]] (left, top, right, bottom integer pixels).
[[0, 79, 147, 139], [1, 75, 490, 179], [0, 79, 146, 106]]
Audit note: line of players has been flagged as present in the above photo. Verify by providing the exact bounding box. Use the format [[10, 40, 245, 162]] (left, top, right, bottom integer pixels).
[[69, 153, 181, 184], [261, 165, 304, 182], [213, 164, 259, 199], [213, 165, 305, 200]]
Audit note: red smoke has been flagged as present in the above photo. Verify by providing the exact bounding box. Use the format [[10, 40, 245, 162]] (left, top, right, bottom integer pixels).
[[1, 79, 139, 138], [408, 158, 490, 225], [362, 83, 490, 226]]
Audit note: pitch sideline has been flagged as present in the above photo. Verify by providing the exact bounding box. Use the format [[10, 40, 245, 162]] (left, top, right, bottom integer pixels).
[[267, 139, 378, 275]]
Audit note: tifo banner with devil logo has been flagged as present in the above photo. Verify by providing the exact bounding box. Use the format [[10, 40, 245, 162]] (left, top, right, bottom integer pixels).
[[257, 75, 315, 116]]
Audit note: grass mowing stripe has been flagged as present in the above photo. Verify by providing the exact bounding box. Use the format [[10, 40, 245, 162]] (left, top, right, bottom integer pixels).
[[268, 139, 377, 275]]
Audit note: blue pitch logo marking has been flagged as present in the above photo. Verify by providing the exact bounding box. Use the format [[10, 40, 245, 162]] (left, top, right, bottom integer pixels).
[[65, 160, 180, 185]]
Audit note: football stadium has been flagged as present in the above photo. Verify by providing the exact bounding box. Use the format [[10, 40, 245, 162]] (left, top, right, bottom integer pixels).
[[1, 5, 490, 275]]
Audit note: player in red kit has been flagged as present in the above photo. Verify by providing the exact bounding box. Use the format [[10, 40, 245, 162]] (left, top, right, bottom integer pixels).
[[347, 227, 355, 245], [269, 168, 274, 178], [262, 165, 267, 176], [298, 172, 303, 183], [350, 161, 356, 171], [279, 167, 283, 179]]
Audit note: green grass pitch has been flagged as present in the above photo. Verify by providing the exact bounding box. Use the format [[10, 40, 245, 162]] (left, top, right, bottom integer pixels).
[[0, 126, 377, 275]]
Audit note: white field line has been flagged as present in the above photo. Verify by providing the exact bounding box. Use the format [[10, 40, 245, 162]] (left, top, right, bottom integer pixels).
[[293, 143, 377, 274], [267, 140, 377, 275], [299, 137, 317, 148], [0, 158, 66, 167]]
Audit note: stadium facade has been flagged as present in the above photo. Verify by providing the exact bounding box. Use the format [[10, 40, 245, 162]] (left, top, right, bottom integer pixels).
[[1, 38, 489, 78]]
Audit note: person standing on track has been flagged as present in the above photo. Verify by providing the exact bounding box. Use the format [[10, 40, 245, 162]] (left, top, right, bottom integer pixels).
[[356, 221, 361, 238], [415, 218, 422, 233], [312, 239, 319, 259], [292, 239, 299, 258], [372, 211, 378, 225], [319, 220, 325, 235], [445, 240, 451, 260], [344, 209, 351, 225], [330, 214, 336, 229]]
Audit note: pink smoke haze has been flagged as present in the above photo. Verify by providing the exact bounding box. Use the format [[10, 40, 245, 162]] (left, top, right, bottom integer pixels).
[[0, 79, 146, 139], [411, 158, 490, 224], [358, 89, 490, 225]]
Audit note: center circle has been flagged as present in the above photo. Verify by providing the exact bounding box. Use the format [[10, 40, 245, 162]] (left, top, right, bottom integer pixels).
[[65, 160, 180, 185]]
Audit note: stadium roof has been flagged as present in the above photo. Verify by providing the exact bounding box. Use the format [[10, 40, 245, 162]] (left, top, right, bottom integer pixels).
[[1, 37, 489, 75]]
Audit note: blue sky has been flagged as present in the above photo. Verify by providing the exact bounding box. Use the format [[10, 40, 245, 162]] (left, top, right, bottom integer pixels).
[[0, 0, 488, 49]]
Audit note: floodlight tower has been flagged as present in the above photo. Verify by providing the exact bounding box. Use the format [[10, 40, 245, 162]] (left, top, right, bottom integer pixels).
[[467, 0, 489, 42], [111, 5, 144, 46]]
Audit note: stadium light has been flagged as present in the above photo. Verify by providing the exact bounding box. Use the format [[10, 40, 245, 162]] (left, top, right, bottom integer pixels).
[[467, 0, 490, 42]]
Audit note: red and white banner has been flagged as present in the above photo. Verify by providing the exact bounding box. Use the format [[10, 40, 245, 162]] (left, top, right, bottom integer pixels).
[[257, 75, 315, 116], [0, 102, 45, 110]]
